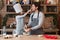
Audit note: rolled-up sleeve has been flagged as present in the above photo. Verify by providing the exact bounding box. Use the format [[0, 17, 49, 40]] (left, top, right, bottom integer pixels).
[[31, 12, 44, 30]]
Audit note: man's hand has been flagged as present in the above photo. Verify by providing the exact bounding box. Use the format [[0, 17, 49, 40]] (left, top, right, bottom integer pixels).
[[24, 28, 31, 32], [24, 24, 31, 32]]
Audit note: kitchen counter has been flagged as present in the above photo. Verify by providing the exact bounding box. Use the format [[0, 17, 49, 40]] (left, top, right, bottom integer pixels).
[[0, 35, 60, 40]]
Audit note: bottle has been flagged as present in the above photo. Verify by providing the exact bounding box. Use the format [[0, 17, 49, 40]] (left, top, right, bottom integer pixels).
[[8, 0, 10, 5], [2, 26, 6, 36]]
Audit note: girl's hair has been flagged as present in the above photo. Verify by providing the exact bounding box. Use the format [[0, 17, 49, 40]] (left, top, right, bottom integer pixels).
[[32, 2, 40, 11]]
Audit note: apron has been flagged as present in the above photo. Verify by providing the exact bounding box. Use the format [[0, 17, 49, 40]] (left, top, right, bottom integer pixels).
[[30, 12, 43, 35]]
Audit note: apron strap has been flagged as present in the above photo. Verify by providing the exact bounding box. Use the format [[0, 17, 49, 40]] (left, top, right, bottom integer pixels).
[[31, 12, 39, 21], [37, 12, 39, 20]]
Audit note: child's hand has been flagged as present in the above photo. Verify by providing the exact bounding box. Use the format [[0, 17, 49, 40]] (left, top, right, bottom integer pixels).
[[20, 12, 23, 14], [27, 9, 31, 13]]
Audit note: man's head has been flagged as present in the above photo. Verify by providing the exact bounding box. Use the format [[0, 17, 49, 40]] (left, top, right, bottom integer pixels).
[[31, 2, 40, 12]]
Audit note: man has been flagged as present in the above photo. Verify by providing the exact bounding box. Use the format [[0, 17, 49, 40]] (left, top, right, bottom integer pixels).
[[24, 2, 44, 35]]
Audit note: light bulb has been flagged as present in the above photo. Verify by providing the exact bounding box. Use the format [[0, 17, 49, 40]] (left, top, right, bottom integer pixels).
[[23, 0, 27, 2], [35, 0, 39, 2], [10, 0, 13, 2]]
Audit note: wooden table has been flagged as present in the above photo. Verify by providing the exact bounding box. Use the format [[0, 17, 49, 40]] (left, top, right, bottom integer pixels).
[[0, 35, 60, 40]]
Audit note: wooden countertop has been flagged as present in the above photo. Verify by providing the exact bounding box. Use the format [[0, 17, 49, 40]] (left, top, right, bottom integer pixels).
[[0, 35, 60, 40]]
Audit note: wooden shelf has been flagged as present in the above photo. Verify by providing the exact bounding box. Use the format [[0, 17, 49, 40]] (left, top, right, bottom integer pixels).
[[0, 0, 59, 30], [6, 12, 15, 13], [6, 12, 58, 14], [6, 4, 13, 6], [43, 28, 59, 32], [6, 12, 21, 14], [6, 4, 58, 6], [45, 4, 58, 6], [6, 3, 59, 14], [40, 4, 45, 6], [5, 0, 59, 29], [6, 4, 31, 6], [0, 29, 15, 32], [45, 12, 58, 14]]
